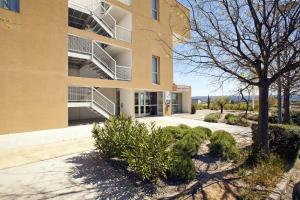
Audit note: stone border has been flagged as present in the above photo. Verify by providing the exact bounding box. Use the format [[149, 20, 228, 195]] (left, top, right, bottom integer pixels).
[[268, 151, 300, 200]]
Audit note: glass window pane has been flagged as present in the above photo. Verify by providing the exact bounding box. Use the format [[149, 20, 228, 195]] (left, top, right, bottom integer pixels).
[[152, 57, 157, 72], [135, 93, 139, 105], [152, 0, 157, 10], [152, 73, 157, 84], [152, 11, 157, 20], [8, 0, 19, 12]]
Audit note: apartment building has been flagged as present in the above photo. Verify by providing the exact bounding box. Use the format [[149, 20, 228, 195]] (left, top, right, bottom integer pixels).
[[0, 0, 191, 134]]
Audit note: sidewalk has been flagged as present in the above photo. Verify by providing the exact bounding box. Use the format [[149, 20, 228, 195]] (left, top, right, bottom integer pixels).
[[0, 125, 95, 169]]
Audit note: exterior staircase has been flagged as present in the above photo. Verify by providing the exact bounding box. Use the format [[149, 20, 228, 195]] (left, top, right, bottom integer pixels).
[[68, 34, 116, 79], [68, 87, 115, 119], [68, 1, 115, 38], [68, 34, 132, 80]]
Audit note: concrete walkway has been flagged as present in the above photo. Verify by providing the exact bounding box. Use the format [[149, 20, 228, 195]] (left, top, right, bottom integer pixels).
[[0, 116, 252, 170], [0, 125, 94, 169], [0, 115, 253, 199]]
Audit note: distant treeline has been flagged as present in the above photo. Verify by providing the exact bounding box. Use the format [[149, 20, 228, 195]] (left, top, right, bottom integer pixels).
[[192, 95, 300, 103]]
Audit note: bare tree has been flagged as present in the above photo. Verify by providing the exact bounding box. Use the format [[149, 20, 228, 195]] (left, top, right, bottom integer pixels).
[[172, 0, 300, 155], [282, 69, 300, 123]]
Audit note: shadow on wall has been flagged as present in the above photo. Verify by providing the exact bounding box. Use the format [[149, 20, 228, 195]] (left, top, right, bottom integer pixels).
[[66, 151, 156, 199]]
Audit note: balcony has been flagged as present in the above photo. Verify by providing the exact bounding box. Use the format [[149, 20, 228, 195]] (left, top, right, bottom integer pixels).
[[68, 34, 132, 81], [68, 0, 132, 43]]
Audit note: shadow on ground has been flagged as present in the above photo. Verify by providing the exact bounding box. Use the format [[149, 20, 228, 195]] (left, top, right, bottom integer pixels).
[[66, 151, 156, 199]]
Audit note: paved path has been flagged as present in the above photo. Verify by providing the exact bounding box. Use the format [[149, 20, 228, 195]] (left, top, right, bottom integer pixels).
[[0, 125, 94, 169], [0, 151, 149, 200], [0, 115, 252, 199], [0, 116, 252, 170], [138, 116, 252, 146]]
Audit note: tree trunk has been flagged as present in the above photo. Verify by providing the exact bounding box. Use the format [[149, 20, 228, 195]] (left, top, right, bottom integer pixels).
[[221, 106, 224, 114], [283, 85, 291, 124], [277, 79, 282, 124], [257, 84, 270, 156]]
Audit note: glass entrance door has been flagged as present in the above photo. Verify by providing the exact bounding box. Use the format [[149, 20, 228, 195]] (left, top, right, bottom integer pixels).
[[135, 92, 161, 117]]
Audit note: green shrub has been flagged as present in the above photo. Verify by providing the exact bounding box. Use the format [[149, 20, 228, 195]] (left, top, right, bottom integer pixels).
[[252, 124, 300, 161], [167, 155, 196, 182], [92, 115, 148, 158], [225, 113, 235, 120], [291, 111, 300, 126], [123, 125, 173, 181], [192, 126, 212, 138], [194, 103, 207, 110], [162, 126, 185, 141], [204, 112, 221, 123], [209, 130, 238, 160], [226, 114, 250, 127], [191, 104, 196, 114], [173, 129, 207, 157], [247, 114, 259, 121], [178, 124, 191, 129], [93, 115, 173, 181]]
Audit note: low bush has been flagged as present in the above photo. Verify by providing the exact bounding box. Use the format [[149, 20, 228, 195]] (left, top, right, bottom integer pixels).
[[226, 114, 250, 127], [247, 114, 259, 121], [194, 103, 207, 110], [225, 113, 235, 120], [173, 129, 207, 157], [252, 124, 300, 161], [204, 112, 221, 123], [123, 125, 173, 181], [161, 126, 185, 141], [292, 111, 300, 126], [178, 124, 191, 129], [93, 115, 173, 181], [92, 115, 147, 158], [192, 126, 212, 138], [167, 154, 196, 182], [209, 130, 238, 160], [165, 125, 212, 182]]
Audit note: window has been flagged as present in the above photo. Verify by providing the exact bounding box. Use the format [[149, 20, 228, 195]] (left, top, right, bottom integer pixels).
[[152, 56, 159, 84], [152, 0, 158, 20], [0, 0, 19, 12]]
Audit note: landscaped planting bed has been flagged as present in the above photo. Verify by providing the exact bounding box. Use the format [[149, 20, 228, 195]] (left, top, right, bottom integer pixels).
[[92, 115, 300, 199]]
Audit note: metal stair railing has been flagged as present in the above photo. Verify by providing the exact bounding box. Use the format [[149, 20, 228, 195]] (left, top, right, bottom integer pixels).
[[68, 35, 92, 55], [90, 2, 116, 37], [68, 35, 116, 78], [92, 42, 116, 77], [92, 88, 115, 115], [116, 65, 131, 80], [68, 87, 92, 102], [68, 86, 115, 116]]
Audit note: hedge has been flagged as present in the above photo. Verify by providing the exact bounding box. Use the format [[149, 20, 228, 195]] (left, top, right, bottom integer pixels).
[[252, 124, 300, 161]]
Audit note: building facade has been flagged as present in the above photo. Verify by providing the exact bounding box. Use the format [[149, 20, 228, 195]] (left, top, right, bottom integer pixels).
[[0, 0, 191, 134]]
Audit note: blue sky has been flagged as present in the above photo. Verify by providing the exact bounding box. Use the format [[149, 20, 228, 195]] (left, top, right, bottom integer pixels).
[[173, 0, 237, 97]]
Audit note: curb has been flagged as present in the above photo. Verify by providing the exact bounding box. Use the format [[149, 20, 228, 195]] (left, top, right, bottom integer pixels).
[[268, 151, 300, 200]]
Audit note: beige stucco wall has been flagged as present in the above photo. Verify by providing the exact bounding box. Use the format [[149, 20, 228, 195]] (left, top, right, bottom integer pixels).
[[0, 0, 190, 134], [68, 0, 190, 92], [0, 1, 68, 134]]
